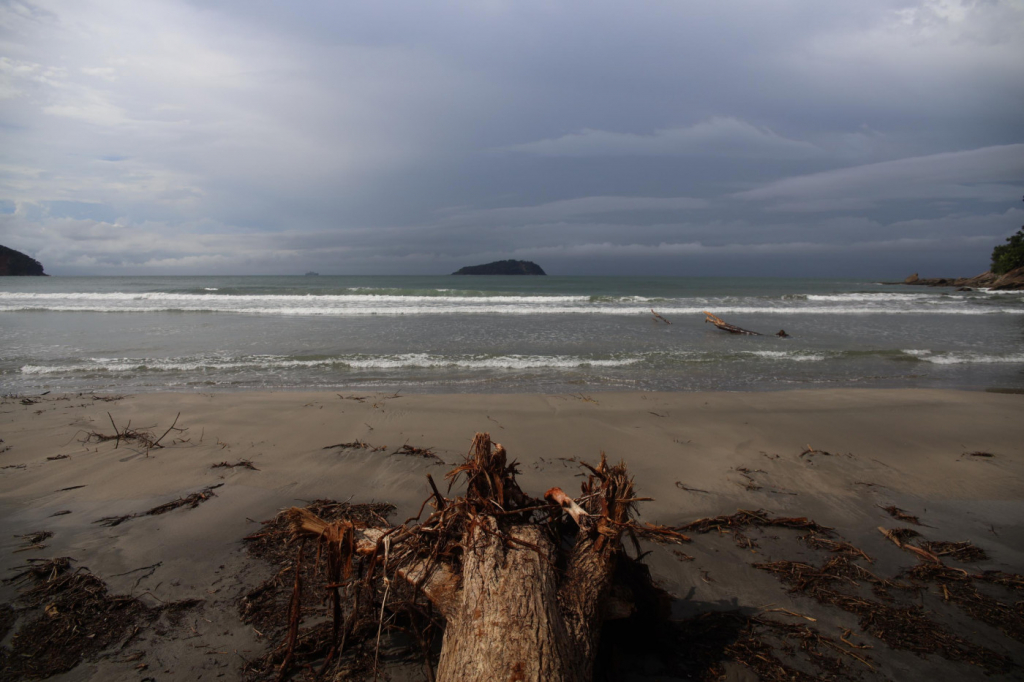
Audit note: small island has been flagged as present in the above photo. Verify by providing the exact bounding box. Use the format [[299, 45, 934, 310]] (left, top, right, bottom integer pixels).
[[452, 259, 546, 276], [0, 244, 47, 276]]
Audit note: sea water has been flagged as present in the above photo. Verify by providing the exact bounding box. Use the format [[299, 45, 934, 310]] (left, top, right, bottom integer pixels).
[[1, 275, 1022, 394]]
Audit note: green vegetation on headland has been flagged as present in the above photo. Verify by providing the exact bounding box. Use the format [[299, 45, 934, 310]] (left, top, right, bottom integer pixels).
[[452, 260, 546, 275], [0, 245, 46, 276], [991, 227, 1024, 275]]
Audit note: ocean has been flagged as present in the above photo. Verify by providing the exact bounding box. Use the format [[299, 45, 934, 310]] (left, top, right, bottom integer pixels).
[[1, 275, 1022, 394]]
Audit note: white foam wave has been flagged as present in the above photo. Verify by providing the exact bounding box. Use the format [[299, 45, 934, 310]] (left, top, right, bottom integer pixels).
[[4, 303, 1021, 316], [901, 350, 1024, 364], [806, 293, 945, 302], [744, 350, 826, 362], [19, 353, 642, 375]]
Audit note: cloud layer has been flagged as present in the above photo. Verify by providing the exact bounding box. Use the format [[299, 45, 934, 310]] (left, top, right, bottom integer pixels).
[[0, 0, 1022, 276]]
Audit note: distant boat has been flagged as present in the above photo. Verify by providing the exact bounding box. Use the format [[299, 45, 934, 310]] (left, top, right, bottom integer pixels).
[[304, 271, 319, 276]]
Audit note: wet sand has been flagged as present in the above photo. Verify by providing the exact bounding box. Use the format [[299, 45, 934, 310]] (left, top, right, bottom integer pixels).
[[1, 389, 1022, 680]]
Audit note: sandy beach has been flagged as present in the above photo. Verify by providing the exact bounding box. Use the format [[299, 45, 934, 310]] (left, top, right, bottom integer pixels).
[[1, 388, 1022, 680]]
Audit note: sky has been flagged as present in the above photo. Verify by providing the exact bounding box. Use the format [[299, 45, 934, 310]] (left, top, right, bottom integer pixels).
[[1, 0, 1022, 277]]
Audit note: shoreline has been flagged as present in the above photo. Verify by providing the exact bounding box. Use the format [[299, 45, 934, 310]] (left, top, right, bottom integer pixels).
[[2, 388, 1022, 679]]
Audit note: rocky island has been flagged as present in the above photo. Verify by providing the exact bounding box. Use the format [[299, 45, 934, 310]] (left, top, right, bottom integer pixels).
[[452, 259, 546, 275], [0, 244, 46, 276]]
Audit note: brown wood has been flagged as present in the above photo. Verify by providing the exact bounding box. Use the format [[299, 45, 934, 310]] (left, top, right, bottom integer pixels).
[[284, 434, 672, 682], [703, 311, 762, 335]]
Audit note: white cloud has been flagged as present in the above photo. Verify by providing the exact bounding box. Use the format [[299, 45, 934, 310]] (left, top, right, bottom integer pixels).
[[438, 195, 708, 225], [499, 117, 822, 159], [737, 144, 1024, 211]]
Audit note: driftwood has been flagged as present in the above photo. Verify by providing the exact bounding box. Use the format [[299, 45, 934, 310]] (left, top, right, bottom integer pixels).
[[279, 432, 688, 682], [650, 309, 671, 324], [703, 311, 761, 335]]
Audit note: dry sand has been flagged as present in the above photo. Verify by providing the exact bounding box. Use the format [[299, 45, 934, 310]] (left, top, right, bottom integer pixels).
[[0, 388, 1022, 680]]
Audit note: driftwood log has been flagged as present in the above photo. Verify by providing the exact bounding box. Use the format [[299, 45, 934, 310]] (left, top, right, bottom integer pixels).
[[283, 432, 685, 681], [703, 311, 761, 335]]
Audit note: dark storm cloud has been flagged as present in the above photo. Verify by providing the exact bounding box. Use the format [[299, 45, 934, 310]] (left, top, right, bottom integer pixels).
[[0, 0, 1022, 276]]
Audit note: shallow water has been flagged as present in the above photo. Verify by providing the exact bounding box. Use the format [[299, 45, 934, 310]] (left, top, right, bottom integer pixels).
[[2, 275, 1022, 393]]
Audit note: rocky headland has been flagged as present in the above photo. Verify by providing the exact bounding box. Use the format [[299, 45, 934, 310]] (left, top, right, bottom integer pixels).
[[902, 267, 1024, 291], [452, 259, 546, 275], [0, 245, 46, 276]]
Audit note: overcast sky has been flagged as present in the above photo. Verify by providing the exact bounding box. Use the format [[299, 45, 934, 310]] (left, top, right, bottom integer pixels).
[[1, 0, 1022, 276]]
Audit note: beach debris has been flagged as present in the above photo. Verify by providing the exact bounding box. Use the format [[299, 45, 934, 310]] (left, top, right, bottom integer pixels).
[[650, 308, 671, 324], [703, 311, 761, 335], [920, 540, 989, 563], [240, 433, 700, 681], [800, 444, 833, 457], [82, 411, 186, 453], [50, 510, 71, 517], [0, 556, 202, 679], [324, 440, 387, 452], [91, 394, 125, 402], [801, 534, 874, 563], [46, 454, 70, 461], [675, 481, 709, 493], [211, 459, 259, 471], [391, 444, 437, 458], [903, 563, 1024, 643], [880, 504, 923, 525], [878, 526, 940, 563], [55, 485, 85, 491], [734, 467, 766, 492], [94, 483, 223, 527], [963, 451, 994, 458], [338, 394, 369, 402], [12, 531, 53, 553], [680, 509, 834, 538], [754, 555, 1012, 673]]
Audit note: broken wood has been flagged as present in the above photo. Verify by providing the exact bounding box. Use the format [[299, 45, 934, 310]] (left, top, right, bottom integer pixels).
[[650, 309, 671, 324], [878, 526, 940, 563], [276, 432, 685, 682], [703, 311, 761, 335]]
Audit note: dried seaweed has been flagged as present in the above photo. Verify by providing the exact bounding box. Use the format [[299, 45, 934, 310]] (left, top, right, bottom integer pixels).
[[755, 555, 1013, 673], [13, 530, 53, 553], [211, 459, 259, 471], [904, 563, 1024, 643], [880, 504, 922, 525], [392, 444, 437, 458], [679, 509, 833, 548], [94, 483, 223, 527], [0, 557, 201, 679], [921, 540, 988, 563]]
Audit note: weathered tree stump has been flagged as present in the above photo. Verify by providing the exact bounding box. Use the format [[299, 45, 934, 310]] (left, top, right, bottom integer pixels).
[[283, 432, 686, 681]]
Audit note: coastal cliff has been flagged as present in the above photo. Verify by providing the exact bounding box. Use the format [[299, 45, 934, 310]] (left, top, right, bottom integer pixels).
[[0, 245, 46, 276], [452, 260, 546, 275]]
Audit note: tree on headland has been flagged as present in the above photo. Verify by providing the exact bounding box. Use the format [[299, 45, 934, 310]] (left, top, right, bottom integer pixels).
[[991, 227, 1024, 275]]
